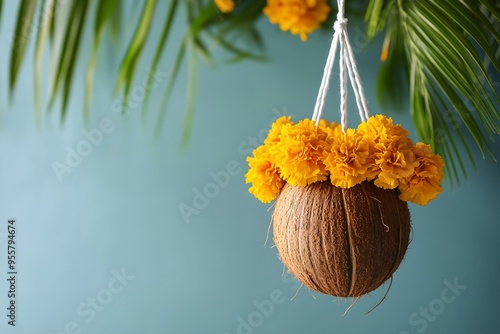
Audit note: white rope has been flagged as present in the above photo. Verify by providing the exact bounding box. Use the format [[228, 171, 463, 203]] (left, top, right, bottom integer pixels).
[[312, 0, 370, 130], [338, 18, 348, 131], [342, 29, 370, 121], [312, 32, 339, 123]]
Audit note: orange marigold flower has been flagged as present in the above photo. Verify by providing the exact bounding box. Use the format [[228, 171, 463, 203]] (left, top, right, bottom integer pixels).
[[357, 115, 417, 188], [264, 116, 293, 146], [398, 142, 444, 206], [263, 0, 331, 42], [374, 144, 417, 189], [214, 0, 234, 13], [245, 145, 285, 203], [271, 119, 329, 186], [357, 115, 413, 149], [318, 118, 342, 140], [323, 128, 370, 188]]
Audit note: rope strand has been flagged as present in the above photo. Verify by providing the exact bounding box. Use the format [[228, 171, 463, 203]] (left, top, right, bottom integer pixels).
[[312, 32, 339, 123], [339, 22, 348, 132], [311, 0, 370, 128], [342, 29, 370, 121]]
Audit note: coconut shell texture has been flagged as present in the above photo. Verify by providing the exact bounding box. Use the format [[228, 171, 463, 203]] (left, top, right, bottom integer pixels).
[[273, 181, 411, 297]]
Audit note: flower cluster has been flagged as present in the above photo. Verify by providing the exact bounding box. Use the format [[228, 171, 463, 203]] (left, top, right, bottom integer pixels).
[[214, 0, 235, 13], [245, 115, 444, 206], [263, 0, 331, 41], [215, 1, 331, 42]]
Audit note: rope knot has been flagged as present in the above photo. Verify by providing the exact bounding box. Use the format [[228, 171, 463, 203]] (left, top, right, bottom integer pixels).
[[334, 17, 348, 31]]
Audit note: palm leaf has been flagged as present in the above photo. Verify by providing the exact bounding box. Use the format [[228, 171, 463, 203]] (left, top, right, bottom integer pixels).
[[34, 0, 54, 119], [154, 0, 267, 142], [180, 40, 198, 148], [47, 0, 89, 122], [154, 40, 186, 140], [48, 0, 58, 43], [154, 1, 218, 141], [115, 0, 157, 114], [367, 0, 500, 183], [110, 0, 122, 42], [375, 3, 407, 111], [365, 0, 385, 38], [0, 0, 3, 25], [84, 0, 120, 118], [205, 30, 267, 63], [479, 0, 500, 22], [61, 0, 89, 121], [10, 0, 37, 96], [141, 0, 179, 120]]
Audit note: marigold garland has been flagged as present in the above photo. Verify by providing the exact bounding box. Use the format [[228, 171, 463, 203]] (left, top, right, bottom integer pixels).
[[245, 115, 444, 206]]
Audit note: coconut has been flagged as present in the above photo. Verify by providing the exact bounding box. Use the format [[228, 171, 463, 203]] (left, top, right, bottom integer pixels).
[[272, 180, 411, 297]]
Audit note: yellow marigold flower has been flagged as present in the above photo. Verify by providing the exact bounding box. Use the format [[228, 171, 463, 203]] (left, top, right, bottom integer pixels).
[[357, 115, 417, 188], [398, 142, 444, 206], [323, 128, 370, 188], [245, 145, 285, 203], [263, 0, 331, 42], [214, 0, 234, 13], [318, 119, 342, 140], [264, 116, 293, 146], [271, 119, 329, 186], [374, 144, 417, 189], [357, 115, 413, 149]]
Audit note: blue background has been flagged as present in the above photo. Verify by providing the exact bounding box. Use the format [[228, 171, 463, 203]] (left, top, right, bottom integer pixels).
[[1, 1, 499, 334]]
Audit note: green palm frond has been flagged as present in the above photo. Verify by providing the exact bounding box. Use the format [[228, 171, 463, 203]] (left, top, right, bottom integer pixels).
[[115, 0, 157, 115], [1, 0, 498, 182], [84, 0, 120, 118], [153, 0, 267, 140], [3, 0, 266, 141], [142, 0, 179, 119], [366, 0, 500, 184], [34, 0, 55, 118], [47, 0, 90, 121], [10, 0, 37, 95]]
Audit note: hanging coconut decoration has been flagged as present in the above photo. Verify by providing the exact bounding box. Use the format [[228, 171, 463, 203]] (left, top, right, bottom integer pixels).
[[245, 0, 444, 299], [246, 116, 443, 298]]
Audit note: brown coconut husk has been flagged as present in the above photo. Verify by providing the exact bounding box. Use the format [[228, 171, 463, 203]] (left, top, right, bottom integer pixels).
[[272, 180, 411, 298]]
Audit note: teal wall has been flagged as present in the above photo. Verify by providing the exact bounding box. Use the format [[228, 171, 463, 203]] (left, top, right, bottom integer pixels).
[[1, 2, 499, 334]]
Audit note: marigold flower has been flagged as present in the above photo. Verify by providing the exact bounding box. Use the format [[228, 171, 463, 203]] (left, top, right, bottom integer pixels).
[[398, 142, 444, 206], [214, 0, 234, 13], [318, 119, 342, 140], [357, 115, 413, 150], [373, 144, 417, 189], [358, 115, 417, 188], [263, 0, 331, 41], [323, 128, 370, 188], [245, 145, 284, 203], [271, 119, 329, 186], [264, 116, 293, 146]]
